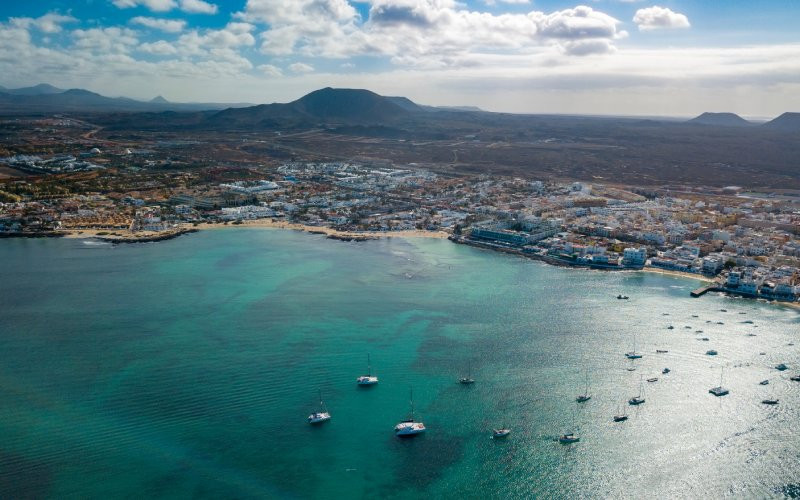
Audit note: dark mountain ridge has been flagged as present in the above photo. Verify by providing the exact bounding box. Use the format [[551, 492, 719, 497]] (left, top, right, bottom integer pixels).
[[763, 112, 800, 131], [688, 112, 752, 127]]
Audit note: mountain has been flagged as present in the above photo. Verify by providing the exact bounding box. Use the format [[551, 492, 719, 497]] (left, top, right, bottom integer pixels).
[[762, 112, 800, 131], [211, 87, 418, 128], [688, 112, 752, 127], [2, 83, 65, 96], [0, 84, 253, 114]]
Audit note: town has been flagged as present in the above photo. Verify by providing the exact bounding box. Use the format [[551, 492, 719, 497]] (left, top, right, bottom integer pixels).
[[2, 155, 799, 303]]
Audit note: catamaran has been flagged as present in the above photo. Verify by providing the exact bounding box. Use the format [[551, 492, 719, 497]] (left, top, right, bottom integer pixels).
[[307, 389, 331, 424], [395, 388, 426, 437], [357, 354, 379, 385]]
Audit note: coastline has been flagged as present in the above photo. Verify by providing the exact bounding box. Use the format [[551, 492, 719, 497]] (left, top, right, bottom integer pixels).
[[187, 219, 451, 240], [640, 267, 715, 284]]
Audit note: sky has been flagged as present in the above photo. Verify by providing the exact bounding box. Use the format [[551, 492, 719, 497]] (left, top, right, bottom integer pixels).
[[1, 0, 799, 117]]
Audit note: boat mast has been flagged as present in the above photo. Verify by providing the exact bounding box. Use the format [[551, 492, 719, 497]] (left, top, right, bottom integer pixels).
[[410, 387, 415, 420], [367, 353, 371, 377]]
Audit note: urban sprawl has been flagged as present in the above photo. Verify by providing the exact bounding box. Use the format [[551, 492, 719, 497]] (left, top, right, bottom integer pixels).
[[2, 158, 799, 303]]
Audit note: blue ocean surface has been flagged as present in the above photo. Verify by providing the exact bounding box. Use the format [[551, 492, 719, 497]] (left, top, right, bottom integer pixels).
[[0, 229, 798, 498]]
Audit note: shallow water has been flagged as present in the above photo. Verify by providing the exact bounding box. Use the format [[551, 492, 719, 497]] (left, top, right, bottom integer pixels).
[[1, 229, 798, 498]]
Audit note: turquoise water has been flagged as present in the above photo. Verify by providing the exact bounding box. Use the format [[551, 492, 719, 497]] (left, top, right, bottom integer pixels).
[[1, 229, 799, 498]]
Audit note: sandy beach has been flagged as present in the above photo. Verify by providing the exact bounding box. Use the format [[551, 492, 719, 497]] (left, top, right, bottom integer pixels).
[[640, 267, 716, 284], [188, 219, 451, 239]]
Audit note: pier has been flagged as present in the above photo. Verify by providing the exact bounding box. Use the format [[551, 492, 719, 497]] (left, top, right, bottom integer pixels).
[[690, 285, 719, 297]]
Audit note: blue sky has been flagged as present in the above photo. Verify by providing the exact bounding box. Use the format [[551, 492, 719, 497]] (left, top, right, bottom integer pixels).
[[1, 1, 799, 116]]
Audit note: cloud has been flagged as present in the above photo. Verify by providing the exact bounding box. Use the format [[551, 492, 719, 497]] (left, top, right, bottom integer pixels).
[[111, 0, 177, 12], [289, 62, 314, 73], [179, 0, 218, 15], [11, 12, 78, 33], [633, 6, 690, 31], [139, 40, 179, 55], [484, 0, 530, 5], [130, 16, 186, 33], [258, 63, 283, 76], [111, 0, 218, 14]]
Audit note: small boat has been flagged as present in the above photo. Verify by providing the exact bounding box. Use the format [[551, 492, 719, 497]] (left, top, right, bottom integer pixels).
[[667, 325, 674, 330], [759, 380, 769, 385], [628, 376, 645, 405], [308, 389, 332, 424], [459, 363, 475, 384], [625, 336, 643, 359], [775, 363, 788, 371], [695, 330, 704, 333], [559, 433, 580, 444], [576, 368, 591, 403], [662, 368, 671, 374], [617, 294, 629, 300], [790, 375, 800, 382], [720, 309, 727, 312], [691, 315, 699, 318], [706, 350, 718, 356], [762, 398, 779, 405], [700, 337, 710, 341], [656, 349, 669, 353], [492, 428, 511, 438], [716, 322, 724, 325], [357, 354, 379, 385], [662, 313, 670, 316], [647, 377, 658, 383], [395, 388, 426, 437], [709, 367, 729, 397], [684, 326, 692, 329]]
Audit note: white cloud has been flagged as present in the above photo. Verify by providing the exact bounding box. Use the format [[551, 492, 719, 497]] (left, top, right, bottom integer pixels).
[[73, 27, 139, 54], [289, 62, 314, 73], [111, 0, 178, 12], [140, 40, 179, 55], [484, 0, 530, 5], [179, 0, 218, 15], [633, 6, 690, 31], [112, 0, 218, 14], [258, 63, 283, 76], [130, 16, 186, 33], [11, 12, 78, 33]]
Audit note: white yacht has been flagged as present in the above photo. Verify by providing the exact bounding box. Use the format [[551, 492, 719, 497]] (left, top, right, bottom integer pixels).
[[576, 368, 591, 403], [625, 336, 643, 360], [559, 433, 580, 444], [459, 363, 475, 384], [628, 376, 645, 405], [492, 427, 511, 438], [357, 354, 379, 385], [307, 389, 331, 424], [395, 388, 426, 437]]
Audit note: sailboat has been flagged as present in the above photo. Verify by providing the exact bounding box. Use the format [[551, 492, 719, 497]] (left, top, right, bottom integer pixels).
[[576, 368, 591, 403], [357, 354, 379, 385], [613, 399, 629, 422], [559, 404, 580, 444], [709, 367, 729, 396], [492, 424, 511, 438], [307, 389, 331, 424], [395, 387, 426, 436], [459, 362, 475, 384], [625, 336, 643, 359], [628, 375, 645, 405]]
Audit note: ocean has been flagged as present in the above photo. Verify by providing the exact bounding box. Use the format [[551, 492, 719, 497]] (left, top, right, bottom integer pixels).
[[1, 229, 798, 498]]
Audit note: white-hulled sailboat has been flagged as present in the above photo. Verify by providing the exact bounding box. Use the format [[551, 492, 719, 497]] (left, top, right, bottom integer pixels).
[[576, 368, 592, 403], [628, 375, 645, 405], [395, 387, 426, 437], [357, 354, 379, 385], [625, 335, 643, 359], [307, 389, 331, 424], [709, 367, 729, 396]]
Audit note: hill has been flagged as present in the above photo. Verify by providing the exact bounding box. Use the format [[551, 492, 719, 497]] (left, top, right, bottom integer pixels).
[[688, 112, 752, 127], [211, 87, 417, 128], [0, 84, 251, 114], [762, 112, 800, 131]]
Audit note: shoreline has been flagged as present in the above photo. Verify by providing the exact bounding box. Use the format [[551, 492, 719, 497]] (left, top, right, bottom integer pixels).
[[5, 222, 799, 311], [188, 219, 451, 240]]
